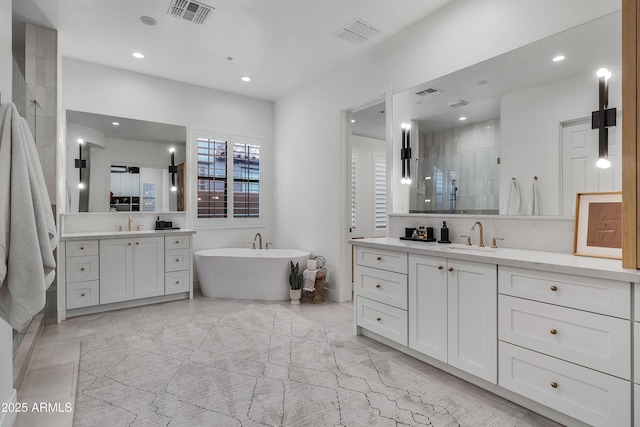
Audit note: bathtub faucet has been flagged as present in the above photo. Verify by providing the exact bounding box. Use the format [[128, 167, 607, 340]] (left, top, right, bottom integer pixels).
[[252, 233, 263, 250]]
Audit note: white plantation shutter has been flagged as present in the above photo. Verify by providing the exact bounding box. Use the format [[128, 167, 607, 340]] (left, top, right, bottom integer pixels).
[[374, 156, 387, 231], [351, 151, 358, 232]]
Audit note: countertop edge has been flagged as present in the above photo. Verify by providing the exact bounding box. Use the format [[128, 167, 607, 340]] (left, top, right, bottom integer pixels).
[[350, 237, 640, 283], [61, 229, 197, 241]]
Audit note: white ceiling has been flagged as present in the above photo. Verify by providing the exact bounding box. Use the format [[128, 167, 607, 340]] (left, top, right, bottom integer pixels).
[[13, 0, 452, 101]]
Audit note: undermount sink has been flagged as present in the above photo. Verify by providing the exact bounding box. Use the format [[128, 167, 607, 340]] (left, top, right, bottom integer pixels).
[[442, 244, 499, 252]]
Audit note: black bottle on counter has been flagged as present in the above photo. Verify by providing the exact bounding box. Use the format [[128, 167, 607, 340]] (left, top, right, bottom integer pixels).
[[438, 221, 451, 243]]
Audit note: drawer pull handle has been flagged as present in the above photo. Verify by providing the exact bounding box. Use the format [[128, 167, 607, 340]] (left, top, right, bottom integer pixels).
[[375, 284, 381, 288], [176, 281, 180, 285], [136, 242, 139, 245], [437, 265, 444, 270], [376, 257, 382, 261], [550, 382, 558, 389], [81, 293, 85, 297], [376, 317, 381, 321], [80, 267, 85, 271], [128, 243, 132, 246], [550, 285, 558, 292], [176, 241, 180, 244], [448, 267, 454, 272], [176, 259, 180, 262], [550, 329, 558, 335], [80, 247, 84, 250]]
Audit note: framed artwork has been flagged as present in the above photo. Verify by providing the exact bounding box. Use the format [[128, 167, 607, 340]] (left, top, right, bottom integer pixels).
[[573, 191, 622, 259]]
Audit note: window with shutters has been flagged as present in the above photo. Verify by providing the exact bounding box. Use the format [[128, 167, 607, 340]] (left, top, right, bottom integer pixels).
[[351, 151, 358, 232], [374, 155, 387, 234], [194, 129, 262, 226]]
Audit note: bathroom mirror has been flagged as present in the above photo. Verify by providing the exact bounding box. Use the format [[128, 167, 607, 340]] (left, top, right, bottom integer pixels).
[[393, 11, 621, 216], [65, 111, 187, 213]]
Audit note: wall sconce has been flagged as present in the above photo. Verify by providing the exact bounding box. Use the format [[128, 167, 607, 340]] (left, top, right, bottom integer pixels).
[[400, 123, 412, 184], [75, 138, 86, 189], [168, 147, 177, 191], [591, 68, 616, 169]]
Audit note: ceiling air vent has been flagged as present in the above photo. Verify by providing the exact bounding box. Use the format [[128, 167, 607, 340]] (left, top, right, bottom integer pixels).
[[416, 87, 440, 96], [333, 18, 381, 45], [167, 0, 214, 25], [448, 99, 469, 108]]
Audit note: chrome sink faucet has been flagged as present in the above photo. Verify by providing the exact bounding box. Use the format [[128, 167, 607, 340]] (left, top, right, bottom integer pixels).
[[471, 221, 484, 247], [253, 232, 263, 249]]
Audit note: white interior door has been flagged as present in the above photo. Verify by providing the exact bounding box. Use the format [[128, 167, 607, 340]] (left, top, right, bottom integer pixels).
[[561, 117, 621, 215]]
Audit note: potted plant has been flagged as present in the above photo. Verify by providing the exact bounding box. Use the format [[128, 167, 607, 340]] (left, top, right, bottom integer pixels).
[[288, 261, 303, 304]]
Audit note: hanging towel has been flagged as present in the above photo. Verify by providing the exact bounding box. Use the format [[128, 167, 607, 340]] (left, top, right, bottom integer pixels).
[[525, 177, 542, 216], [0, 103, 58, 330], [302, 269, 317, 291], [507, 178, 522, 215]]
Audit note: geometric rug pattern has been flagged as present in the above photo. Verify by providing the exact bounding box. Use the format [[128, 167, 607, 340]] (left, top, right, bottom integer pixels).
[[74, 306, 529, 426]]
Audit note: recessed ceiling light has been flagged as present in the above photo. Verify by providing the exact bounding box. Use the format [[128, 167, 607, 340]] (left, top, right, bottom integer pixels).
[[140, 16, 157, 26], [132, 52, 145, 59], [112, 122, 119, 126], [351, 119, 355, 123], [241, 76, 252, 82], [552, 55, 565, 62], [227, 57, 234, 61], [459, 116, 467, 121]]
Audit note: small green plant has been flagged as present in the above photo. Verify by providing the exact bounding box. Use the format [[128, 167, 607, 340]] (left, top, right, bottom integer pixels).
[[288, 261, 303, 290]]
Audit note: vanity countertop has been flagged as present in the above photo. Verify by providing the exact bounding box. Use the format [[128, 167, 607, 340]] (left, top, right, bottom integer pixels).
[[61, 229, 196, 241], [350, 237, 640, 283]]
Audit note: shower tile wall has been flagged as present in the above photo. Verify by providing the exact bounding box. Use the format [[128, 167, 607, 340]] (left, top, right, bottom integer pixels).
[[417, 119, 500, 213], [24, 23, 57, 202]]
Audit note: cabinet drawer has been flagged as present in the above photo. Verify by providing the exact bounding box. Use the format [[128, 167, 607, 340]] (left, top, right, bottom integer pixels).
[[66, 255, 99, 283], [67, 281, 100, 309], [66, 240, 99, 257], [356, 296, 407, 346], [499, 342, 630, 427], [499, 266, 630, 318], [165, 270, 190, 294], [355, 265, 407, 310], [165, 235, 190, 250], [355, 246, 407, 274], [499, 295, 630, 379], [165, 249, 190, 272]]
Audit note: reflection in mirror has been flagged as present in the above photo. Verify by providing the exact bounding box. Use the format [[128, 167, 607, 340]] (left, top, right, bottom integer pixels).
[[66, 111, 187, 213], [393, 12, 621, 216]]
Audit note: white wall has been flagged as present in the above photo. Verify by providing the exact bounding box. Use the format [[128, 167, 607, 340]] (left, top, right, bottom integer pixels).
[[274, 0, 621, 302], [352, 135, 385, 238], [62, 58, 275, 252], [500, 71, 622, 215]]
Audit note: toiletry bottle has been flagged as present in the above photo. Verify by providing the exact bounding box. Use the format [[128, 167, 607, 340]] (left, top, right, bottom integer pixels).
[[439, 221, 451, 243]]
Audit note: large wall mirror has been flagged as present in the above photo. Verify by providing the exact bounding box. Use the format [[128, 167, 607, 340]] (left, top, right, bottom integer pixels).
[[65, 111, 187, 213], [393, 11, 621, 216]]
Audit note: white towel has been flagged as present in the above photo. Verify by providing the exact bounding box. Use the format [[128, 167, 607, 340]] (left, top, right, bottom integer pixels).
[[525, 178, 542, 216], [302, 269, 317, 291], [0, 103, 58, 330], [507, 178, 522, 215]]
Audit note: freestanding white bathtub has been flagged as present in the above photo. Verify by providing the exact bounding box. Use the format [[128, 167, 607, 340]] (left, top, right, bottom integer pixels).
[[194, 248, 310, 300]]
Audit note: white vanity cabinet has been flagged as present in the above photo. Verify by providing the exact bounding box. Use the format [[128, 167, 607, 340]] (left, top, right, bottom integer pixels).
[[408, 254, 497, 383], [498, 266, 631, 427], [354, 246, 408, 346], [100, 236, 164, 303], [65, 240, 100, 309], [61, 230, 195, 319]]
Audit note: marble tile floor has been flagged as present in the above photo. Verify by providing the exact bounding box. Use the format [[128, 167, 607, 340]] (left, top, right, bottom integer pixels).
[[15, 293, 562, 427]]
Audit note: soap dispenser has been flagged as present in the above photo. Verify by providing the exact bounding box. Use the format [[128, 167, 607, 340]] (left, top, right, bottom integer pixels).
[[438, 221, 451, 243]]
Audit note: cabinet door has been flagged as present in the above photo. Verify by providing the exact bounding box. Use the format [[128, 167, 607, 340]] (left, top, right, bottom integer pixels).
[[447, 259, 497, 383], [100, 238, 133, 304], [408, 254, 448, 362], [133, 236, 164, 299]]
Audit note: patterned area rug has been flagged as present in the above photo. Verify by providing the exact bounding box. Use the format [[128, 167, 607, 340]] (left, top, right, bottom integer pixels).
[[74, 306, 523, 426]]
